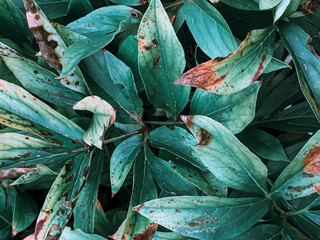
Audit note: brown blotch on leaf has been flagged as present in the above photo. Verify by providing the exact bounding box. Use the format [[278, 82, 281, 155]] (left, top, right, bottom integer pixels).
[[0, 167, 36, 181], [153, 57, 160, 68], [181, 115, 195, 130], [23, 0, 39, 14], [41, 130, 53, 136], [34, 70, 39, 74], [313, 184, 320, 195], [287, 184, 313, 192], [174, 60, 227, 92], [303, 0, 320, 14], [134, 223, 158, 240], [304, 145, 320, 174], [198, 128, 212, 145], [252, 54, 267, 83]]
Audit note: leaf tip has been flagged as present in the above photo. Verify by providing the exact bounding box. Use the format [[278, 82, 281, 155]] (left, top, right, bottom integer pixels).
[[132, 203, 145, 213]]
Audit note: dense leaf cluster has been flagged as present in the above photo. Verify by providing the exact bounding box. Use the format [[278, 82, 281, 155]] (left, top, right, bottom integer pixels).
[[0, 0, 320, 239]]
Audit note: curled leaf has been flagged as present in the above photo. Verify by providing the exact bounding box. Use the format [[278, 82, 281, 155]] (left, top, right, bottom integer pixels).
[[73, 96, 116, 148]]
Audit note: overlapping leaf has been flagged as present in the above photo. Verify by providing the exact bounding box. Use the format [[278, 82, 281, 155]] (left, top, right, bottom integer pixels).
[[175, 28, 275, 95], [137, 0, 190, 119]]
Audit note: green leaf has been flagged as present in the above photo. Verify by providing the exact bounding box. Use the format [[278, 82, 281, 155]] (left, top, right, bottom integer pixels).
[[83, 50, 143, 123], [137, 0, 190, 119], [60, 227, 108, 240], [190, 82, 261, 134], [263, 57, 291, 74], [221, 0, 260, 10], [259, 0, 281, 10], [279, 22, 320, 122], [148, 151, 198, 196], [239, 128, 290, 162], [0, 0, 33, 43], [34, 151, 92, 239], [133, 196, 270, 240], [184, 0, 237, 59], [227, 224, 282, 239], [274, 0, 300, 23], [109, 0, 148, 6], [67, 0, 93, 18], [12, 191, 37, 236], [23, 0, 90, 95], [73, 96, 116, 148], [0, 42, 83, 107], [169, 161, 227, 197], [112, 146, 158, 239], [73, 151, 104, 233], [289, 212, 320, 239], [0, 80, 85, 142], [175, 28, 275, 95], [60, 5, 142, 78], [110, 134, 143, 197], [149, 126, 206, 170], [153, 231, 197, 240], [181, 115, 268, 194], [271, 129, 320, 200]]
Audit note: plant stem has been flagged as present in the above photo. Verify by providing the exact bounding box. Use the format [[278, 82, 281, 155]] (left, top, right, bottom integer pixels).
[[143, 121, 184, 125], [103, 130, 142, 144]]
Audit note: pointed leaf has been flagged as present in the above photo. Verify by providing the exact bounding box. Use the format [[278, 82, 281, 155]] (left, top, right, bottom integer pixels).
[[263, 57, 291, 74], [60, 227, 108, 240], [138, 0, 190, 118], [175, 28, 275, 95], [0, 80, 84, 141], [279, 22, 320, 122], [259, 0, 281, 10], [181, 115, 268, 194], [60, 5, 142, 78], [110, 134, 143, 196], [190, 82, 261, 134], [0, 42, 83, 107], [221, 0, 260, 10], [73, 96, 116, 148], [184, 0, 237, 59], [23, 0, 89, 94], [133, 196, 270, 240]]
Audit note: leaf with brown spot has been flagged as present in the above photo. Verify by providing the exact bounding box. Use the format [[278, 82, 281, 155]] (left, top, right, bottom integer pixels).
[[271, 130, 320, 200], [73, 96, 116, 148], [23, 0, 90, 95], [180, 115, 268, 194], [175, 28, 275, 95], [133, 196, 269, 240]]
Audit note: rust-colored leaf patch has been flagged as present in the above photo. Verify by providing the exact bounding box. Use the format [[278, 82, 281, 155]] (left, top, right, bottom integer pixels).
[[133, 223, 158, 240], [303, 0, 320, 14], [0, 167, 36, 181], [304, 145, 320, 174]]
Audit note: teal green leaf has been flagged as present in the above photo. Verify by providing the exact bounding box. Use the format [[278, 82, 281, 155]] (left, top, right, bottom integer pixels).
[[274, 0, 300, 23], [227, 224, 282, 239], [23, 0, 90, 95], [73, 151, 104, 233], [289, 212, 320, 239], [110, 134, 143, 197], [112, 146, 158, 239], [190, 82, 261, 134], [34, 152, 93, 239], [263, 57, 291, 74], [181, 115, 268, 194], [73, 96, 116, 148], [221, 0, 260, 10], [60, 227, 108, 240], [117, 35, 144, 92], [184, 0, 238, 59], [137, 0, 190, 119], [239, 128, 290, 162], [148, 151, 198, 196], [133, 196, 270, 240], [12, 192, 37, 236], [169, 161, 227, 197], [0, 80, 85, 141], [149, 126, 206, 170], [67, 0, 93, 18], [271, 129, 320, 200], [279, 22, 320, 122], [0, 42, 83, 107], [60, 5, 142, 78], [109, 0, 148, 6], [153, 231, 197, 240], [175, 28, 275, 95], [0, 0, 33, 42], [83, 50, 143, 123], [259, 0, 281, 10]]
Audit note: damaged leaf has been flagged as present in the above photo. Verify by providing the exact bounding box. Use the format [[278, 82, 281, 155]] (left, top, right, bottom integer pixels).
[[175, 28, 275, 95]]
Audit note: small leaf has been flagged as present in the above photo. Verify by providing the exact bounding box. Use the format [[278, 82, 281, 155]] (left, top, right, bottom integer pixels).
[[263, 57, 291, 74], [133, 196, 270, 240], [73, 96, 116, 148], [175, 28, 275, 95], [0, 80, 85, 142], [271, 129, 320, 199], [110, 135, 143, 197], [181, 115, 268, 194], [138, 0, 190, 119], [190, 82, 261, 134], [274, 0, 300, 23], [184, 0, 237, 59]]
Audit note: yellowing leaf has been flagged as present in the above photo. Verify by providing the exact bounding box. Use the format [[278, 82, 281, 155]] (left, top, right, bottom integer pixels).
[[73, 96, 116, 148]]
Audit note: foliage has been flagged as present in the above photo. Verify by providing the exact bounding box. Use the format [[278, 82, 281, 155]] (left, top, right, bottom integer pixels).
[[0, 0, 320, 239]]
